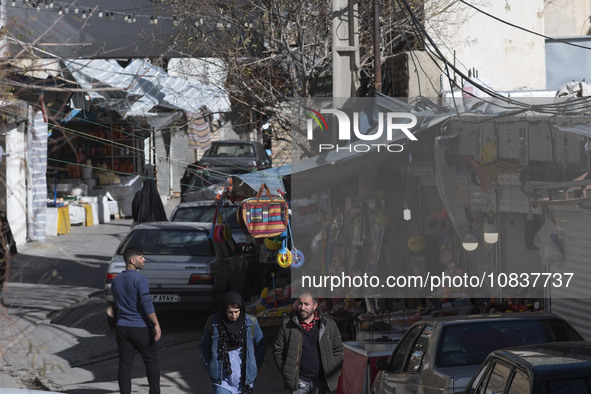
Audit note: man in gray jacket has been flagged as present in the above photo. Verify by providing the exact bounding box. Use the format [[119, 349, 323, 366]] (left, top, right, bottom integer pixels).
[[273, 292, 344, 394]]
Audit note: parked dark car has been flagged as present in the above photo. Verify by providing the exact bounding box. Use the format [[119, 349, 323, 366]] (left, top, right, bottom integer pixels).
[[372, 313, 583, 394], [169, 200, 265, 300], [181, 167, 249, 202], [169, 200, 251, 250], [179, 140, 271, 195], [464, 341, 591, 393], [199, 140, 271, 170], [103, 222, 247, 328]]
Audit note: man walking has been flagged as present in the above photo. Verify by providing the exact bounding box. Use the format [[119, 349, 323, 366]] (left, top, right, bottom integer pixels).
[[111, 247, 161, 394], [273, 292, 343, 394]]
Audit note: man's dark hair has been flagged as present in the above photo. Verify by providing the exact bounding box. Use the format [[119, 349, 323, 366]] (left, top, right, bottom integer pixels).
[[298, 292, 318, 304], [124, 247, 144, 264]]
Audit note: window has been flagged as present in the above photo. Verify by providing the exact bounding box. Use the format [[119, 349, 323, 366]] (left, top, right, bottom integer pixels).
[[186, 169, 249, 192], [404, 325, 432, 372], [172, 205, 239, 228], [507, 369, 530, 394], [436, 320, 582, 368], [205, 143, 255, 157], [483, 362, 512, 394], [389, 325, 423, 372], [119, 229, 214, 256], [466, 361, 493, 394]]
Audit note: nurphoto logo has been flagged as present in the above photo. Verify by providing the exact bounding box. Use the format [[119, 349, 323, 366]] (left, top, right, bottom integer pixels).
[[305, 107, 418, 153]]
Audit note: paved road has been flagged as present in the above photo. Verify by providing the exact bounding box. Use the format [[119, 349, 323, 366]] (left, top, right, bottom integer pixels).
[[1, 197, 289, 393]]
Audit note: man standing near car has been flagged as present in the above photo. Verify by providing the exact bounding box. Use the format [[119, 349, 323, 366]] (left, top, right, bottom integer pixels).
[[273, 292, 343, 394], [111, 247, 161, 394]]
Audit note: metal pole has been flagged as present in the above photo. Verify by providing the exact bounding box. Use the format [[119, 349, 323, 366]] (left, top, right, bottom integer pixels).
[[332, 0, 359, 97], [373, 0, 382, 93]]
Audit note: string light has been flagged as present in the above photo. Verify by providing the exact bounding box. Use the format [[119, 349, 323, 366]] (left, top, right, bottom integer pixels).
[[7, 0, 173, 25]]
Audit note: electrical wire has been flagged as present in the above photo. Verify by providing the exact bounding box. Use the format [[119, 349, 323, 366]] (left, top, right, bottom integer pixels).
[[458, 0, 591, 51], [393, 0, 463, 115], [396, 0, 591, 116]]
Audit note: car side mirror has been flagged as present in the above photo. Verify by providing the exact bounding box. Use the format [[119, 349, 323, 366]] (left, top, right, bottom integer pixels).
[[376, 358, 390, 371]]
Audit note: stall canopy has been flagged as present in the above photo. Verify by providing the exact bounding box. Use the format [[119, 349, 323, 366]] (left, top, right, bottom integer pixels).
[[62, 59, 231, 128]]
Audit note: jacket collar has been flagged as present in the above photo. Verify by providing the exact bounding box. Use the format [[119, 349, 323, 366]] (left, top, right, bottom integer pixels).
[[290, 309, 326, 327]]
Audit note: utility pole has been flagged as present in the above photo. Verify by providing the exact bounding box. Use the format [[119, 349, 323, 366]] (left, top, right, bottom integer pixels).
[[332, 0, 359, 97]]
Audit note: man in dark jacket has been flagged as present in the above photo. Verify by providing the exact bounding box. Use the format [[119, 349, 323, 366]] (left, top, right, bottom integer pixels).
[[273, 293, 343, 394]]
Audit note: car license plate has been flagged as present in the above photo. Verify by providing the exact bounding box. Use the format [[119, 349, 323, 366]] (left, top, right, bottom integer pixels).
[[152, 294, 179, 303]]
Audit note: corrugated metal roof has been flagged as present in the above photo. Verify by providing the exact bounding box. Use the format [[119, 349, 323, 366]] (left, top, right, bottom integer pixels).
[[63, 59, 230, 119]]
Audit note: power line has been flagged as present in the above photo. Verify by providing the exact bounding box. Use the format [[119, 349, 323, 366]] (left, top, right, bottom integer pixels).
[[397, 0, 591, 114], [458, 0, 591, 51]]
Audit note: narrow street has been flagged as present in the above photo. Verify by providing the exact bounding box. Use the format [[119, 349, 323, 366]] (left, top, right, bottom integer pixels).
[[1, 198, 288, 393]]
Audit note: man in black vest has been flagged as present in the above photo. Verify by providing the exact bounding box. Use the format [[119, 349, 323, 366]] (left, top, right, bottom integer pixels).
[[273, 292, 343, 394]]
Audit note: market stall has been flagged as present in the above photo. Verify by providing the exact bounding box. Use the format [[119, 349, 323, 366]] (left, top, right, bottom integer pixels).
[[336, 341, 398, 394]]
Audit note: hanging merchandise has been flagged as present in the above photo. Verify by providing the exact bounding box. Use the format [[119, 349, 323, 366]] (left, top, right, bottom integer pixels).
[[264, 236, 283, 251], [275, 226, 291, 267], [277, 240, 293, 268], [288, 218, 305, 268], [534, 219, 564, 266], [209, 198, 234, 246], [223, 223, 232, 242], [212, 224, 225, 243], [291, 249, 305, 268], [239, 183, 289, 238]]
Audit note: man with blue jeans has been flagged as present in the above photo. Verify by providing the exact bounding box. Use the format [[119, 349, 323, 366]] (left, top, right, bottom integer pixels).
[[112, 247, 161, 394]]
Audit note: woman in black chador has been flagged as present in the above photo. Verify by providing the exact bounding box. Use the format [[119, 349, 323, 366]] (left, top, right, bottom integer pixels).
[[131, 165, 167, 225]]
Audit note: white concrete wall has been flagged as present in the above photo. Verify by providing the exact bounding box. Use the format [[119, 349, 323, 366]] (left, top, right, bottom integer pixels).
[[426, 0, 546, 91], [544, 0, 591, 37], [6, 121, 27, 246]]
